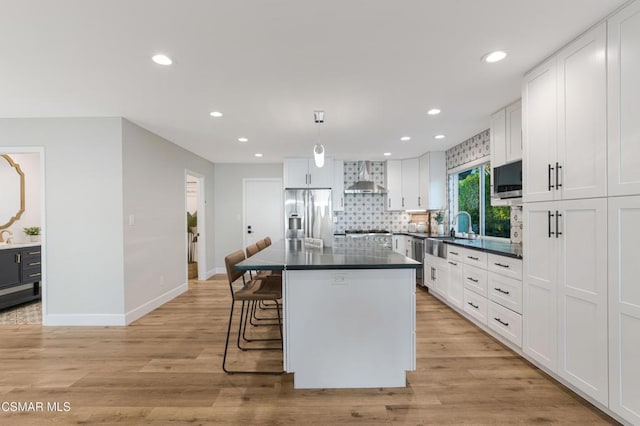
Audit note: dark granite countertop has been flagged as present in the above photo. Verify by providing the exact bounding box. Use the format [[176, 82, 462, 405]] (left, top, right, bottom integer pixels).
[[235, 239, 420, 271], [393, 232, 442, 239], [442, 238, 522, 259]]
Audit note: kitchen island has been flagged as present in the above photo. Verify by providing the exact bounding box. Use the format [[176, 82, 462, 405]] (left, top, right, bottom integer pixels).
[[235, 239, 420, 389]]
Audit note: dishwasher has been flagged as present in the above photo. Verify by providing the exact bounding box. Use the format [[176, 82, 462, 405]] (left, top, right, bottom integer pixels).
[[411, 237, 424, 287]]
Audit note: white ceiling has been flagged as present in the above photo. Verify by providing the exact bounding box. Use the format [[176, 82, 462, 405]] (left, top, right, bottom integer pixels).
[[0, 0, 627, 163]]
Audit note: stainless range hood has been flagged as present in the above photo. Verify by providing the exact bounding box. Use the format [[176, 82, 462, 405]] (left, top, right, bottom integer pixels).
[[344, 161, 387, 194]]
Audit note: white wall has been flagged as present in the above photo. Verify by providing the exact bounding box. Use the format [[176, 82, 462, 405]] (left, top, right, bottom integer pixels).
[[121, 119, 215, 322], [0, 152, 41, 243], [213, 163, 282, 271], [0, 118, 125, 324]]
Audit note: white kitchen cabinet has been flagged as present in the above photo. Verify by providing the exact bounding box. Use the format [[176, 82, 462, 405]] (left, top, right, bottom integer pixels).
[[556, 198, 608, 405], [385, 160, 403, 211], [608, 2, 640, 197], [392, 234, 405, 255], [523, 202, 558, 371], [523, 198, 608, 404], [405, 236, 413, 259], [523, 58, 557, 203], [608, 195, 640, 425], [284, 158, 333, 189], [332, 160, 344, 212], [402, 158, 420, 210], [425, 253, 448, 299], [490, 99, 522, 169], [523, 23, 607, 202], [418, 152, 446, 211], [447, 258, 463, 309]]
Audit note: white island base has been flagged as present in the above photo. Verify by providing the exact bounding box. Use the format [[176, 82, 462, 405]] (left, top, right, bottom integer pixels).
[[283, 268, 416, 389]]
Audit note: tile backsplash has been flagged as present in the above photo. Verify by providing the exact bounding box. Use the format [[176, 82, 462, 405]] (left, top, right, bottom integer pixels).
[[334, 161, 410, 232], [510, 206, 523, 243]]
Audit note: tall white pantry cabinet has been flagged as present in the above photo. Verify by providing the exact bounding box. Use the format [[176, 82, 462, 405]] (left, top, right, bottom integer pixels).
[[522, 2, 640, 423]]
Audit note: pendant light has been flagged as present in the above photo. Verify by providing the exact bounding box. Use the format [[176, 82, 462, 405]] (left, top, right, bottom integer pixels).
[[313, 110, 325, 168]]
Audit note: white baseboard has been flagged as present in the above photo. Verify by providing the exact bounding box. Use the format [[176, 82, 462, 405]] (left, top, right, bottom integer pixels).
[[124, 283, 188, 325], [44, 313, 126, 326], [211, 267, 225, 276]]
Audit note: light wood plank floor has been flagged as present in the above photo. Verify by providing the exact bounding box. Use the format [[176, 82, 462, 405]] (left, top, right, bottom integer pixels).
[[0, 275, 617, 425]]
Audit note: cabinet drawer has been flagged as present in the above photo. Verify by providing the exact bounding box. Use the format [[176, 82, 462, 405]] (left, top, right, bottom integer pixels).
[[461, 248, 488, 268], [463, 289, 487, 325], [22, 267, 42, 282], [488, 272, 522, 314], [487, 254, 522, 280], [463, 264, 487, 297], [445, 245, 464, 263], [487, 301, 522, 347]]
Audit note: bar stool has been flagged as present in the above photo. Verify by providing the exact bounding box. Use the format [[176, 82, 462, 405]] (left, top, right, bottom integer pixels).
[[245, 243, 281, 323], [264, 236, 272, 246], [256, 239, 267, 250], [222, 250, 283, 375]]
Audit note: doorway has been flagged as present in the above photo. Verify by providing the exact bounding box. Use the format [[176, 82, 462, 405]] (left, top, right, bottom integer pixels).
[[0, 148, 45, 325], [243, 179, 283, 248], [185, 170, 206, 281]]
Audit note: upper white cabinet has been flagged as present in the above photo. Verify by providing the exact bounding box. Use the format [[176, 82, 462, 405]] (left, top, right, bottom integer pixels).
[[608, 2, 640, 197], [386, 154, 444, 211], [608, 195, 640, 425], [385, 160, 403, 210], [401, 158, 420, 210], [523, 23, 607, 202], [332, 160, 344, 212], [490, 99, 522, 169], [284, 158, 333, 189], [523, 198, 608, 404], [418, 152, 446, 210]]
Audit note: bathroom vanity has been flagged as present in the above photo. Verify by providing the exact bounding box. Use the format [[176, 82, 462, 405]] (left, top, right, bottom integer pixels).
[[0, 244, 41, 310]]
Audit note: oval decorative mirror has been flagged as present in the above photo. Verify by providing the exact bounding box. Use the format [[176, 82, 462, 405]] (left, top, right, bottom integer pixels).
[[0, 154, 25, 230]]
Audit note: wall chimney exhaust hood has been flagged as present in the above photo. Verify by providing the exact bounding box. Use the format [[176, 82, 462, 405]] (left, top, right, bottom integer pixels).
[[345, 161, 387, 194]]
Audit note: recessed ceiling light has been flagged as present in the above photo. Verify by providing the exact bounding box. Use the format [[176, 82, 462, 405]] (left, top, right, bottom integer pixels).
[[238, 137, 248, 142], [209, 111, 223, 118], [383, 152, 392, 156], [254, 153, 263, 157], [434, 134, 445, 139], [152, 54, 172, 66], [483, 50, 507, 63], [400, 136, 411, 141], [427, 108, 441, 115]]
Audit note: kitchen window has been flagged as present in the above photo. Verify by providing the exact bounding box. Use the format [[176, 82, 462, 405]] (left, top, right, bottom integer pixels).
[[448, 161, 510, 239]]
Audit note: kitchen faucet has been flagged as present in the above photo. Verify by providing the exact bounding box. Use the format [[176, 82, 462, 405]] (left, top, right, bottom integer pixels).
[[0, 230, 13, 244], [452, 211, 475, 238]]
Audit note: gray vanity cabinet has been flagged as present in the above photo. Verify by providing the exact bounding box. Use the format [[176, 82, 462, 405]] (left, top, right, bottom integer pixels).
[[0, 245, 41, 310]]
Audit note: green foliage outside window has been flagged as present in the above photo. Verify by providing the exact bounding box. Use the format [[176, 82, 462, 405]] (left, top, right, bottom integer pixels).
[[483, 164, 510, 238], [455, 164, 510, 238]]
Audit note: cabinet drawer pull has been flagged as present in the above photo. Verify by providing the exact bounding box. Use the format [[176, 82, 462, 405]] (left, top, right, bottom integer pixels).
[[29, 273, 41, 278], [15, 253, 21, 263], [449, 251, 459, 256], [467, 255, 479, 260], [494, 262, 510, 268], [494, 287, 510, 295], [467, 302, 479, 309], [494, 317, 509, 327], [448, 261, 457, 266], [28, 251, 41, 255], [29, 261, 41, 266], [467, 277, 479, 283]]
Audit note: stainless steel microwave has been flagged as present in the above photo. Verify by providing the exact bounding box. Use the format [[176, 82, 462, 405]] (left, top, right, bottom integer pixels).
[[493, 160, 522, 199]]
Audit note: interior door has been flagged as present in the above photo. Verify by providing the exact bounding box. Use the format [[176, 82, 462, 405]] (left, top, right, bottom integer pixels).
[[243, 179, 284, 248]]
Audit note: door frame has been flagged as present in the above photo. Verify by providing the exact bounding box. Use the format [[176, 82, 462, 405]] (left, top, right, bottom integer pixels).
[[185, 169, 207, 280], [242, 178, 283, 249], [1, 146, 46, 323]]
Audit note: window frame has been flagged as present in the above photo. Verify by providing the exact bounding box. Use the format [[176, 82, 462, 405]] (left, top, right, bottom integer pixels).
[[448, 156, 510, 241]]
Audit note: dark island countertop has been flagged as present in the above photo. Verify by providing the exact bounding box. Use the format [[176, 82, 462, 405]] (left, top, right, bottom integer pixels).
[[235, 239, 420, 271]]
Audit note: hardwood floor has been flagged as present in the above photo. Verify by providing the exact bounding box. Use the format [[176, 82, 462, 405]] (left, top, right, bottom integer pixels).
[[0, 275, 616, 425]]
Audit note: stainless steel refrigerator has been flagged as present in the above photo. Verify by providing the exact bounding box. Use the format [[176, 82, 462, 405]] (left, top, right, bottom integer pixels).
[[284, 189, 333, 246]]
